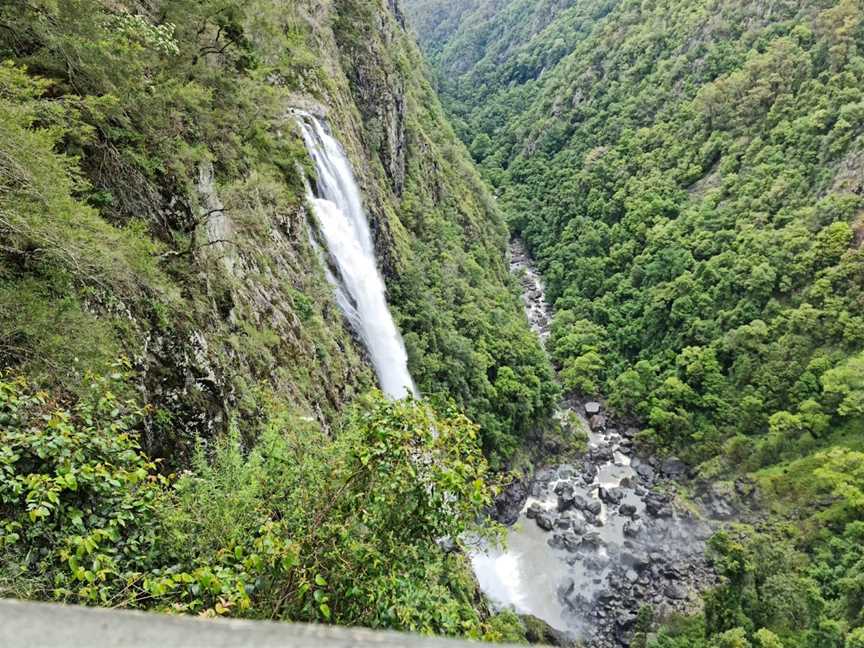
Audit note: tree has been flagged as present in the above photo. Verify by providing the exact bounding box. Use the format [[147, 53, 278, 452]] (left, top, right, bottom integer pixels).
[[469, 133, 493, 161], [754, 629, 784, 648], [822, 354, 864, 417], [710, 628, 751, 648]]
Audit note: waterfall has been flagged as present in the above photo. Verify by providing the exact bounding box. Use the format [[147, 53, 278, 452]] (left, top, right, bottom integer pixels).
[[296, 114, 417, 400]]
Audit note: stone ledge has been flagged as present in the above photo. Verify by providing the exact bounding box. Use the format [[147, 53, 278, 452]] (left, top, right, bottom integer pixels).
[[0, 599, 533, 648]]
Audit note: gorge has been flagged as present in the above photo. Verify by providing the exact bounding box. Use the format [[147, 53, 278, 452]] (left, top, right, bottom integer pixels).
[[471, 242, 719, 647], [3, 1, 864, 648]]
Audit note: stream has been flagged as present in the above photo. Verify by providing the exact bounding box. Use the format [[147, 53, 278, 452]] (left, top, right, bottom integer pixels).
[[470, 240, 719, 647]]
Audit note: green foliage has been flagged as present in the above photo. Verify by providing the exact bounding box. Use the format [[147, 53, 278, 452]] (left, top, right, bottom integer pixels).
[[822, 353, 864, 416], [1, 0, 557, 467], [408, 0, 864, 466], [407, 1, 864, 645], [0, 367, 169, 604], [331, 0, 559, 466], [0, 372, 523, 639], [642, 522, 864, 648]]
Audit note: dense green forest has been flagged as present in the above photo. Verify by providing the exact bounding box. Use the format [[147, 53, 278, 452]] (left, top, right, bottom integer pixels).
[[0, 0, 555, 640], [5, 0, 864, 645], [405, 0, 864, 646]]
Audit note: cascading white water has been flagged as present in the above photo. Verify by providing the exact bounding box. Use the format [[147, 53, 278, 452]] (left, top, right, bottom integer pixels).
[[296, 114, 417, 400]]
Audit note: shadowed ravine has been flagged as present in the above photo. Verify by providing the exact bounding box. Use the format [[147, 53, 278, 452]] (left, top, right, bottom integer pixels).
[[470, 240, 722, 647]]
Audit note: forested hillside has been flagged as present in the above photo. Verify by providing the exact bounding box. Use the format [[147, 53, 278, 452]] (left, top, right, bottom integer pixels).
[[0, 0, 554, 639], [405, 0, 864, 646]]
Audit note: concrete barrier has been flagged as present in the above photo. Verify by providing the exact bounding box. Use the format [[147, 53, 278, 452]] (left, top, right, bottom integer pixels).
[[0, 599, 528, 648]]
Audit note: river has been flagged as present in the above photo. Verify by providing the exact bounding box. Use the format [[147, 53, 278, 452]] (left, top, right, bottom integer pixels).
[[470, 239, 719, 647]]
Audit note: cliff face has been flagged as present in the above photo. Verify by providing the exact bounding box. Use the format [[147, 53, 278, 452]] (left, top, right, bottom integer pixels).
[[0, 0, 554, 464]]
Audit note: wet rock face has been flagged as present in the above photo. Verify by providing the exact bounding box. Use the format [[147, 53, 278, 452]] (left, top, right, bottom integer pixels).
[[493, 479, 530, 526]]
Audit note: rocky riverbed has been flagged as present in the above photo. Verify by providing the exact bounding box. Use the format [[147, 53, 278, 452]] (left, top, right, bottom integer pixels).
[[470, 240, 723, 647]]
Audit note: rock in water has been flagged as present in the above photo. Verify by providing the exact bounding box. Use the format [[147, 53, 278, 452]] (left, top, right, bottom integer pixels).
[[585, 401, 602, 416], [599, 487, 625, 505], [585, 500, 602, 516], [494, 480, 529, 525], [526, 502, 544, 519], [536, 511, 556, 531], [589, 414, 607, 431], [623, 519, 644, 537], [619, 503, 638, 517]]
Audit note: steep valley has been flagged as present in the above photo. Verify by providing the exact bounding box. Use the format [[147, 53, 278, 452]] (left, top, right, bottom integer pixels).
[[404, 1, 864, 647], [2, 1, 864, 648]]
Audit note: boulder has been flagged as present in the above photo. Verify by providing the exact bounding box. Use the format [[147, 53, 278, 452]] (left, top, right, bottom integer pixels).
[[664, 583, 689, 601], [661, 456, 688, 478], [617, 610, 638, 630], [536, 511, 556, 531], [635, 463, 656, 482], [584, 554, 610, 571], [599, 487, 626, 505], [569, 517, 588, 535], [645, 494, 672, 518], [590, 446, 614, 462], [554, 481, 574, 496], [585, 499, 602, 516], [557, 464, 577, 479], [622, 549, 651, 570], [562, 532, 583, 553], [556, 483, 577, 512], [619, 503, 638, 518], [571, 494, 589, 512], [493, 480, 529, 526], [526, 502, 544, 519], [594, 588, 617, 603], [581, 532, 605, 551], [533, 467, 557, 485], [585, 402, 602, 416], [589, 414, 607, 431]]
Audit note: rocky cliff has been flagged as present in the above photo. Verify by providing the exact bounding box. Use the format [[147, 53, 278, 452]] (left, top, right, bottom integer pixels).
[[0, 0, 554, 465]]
